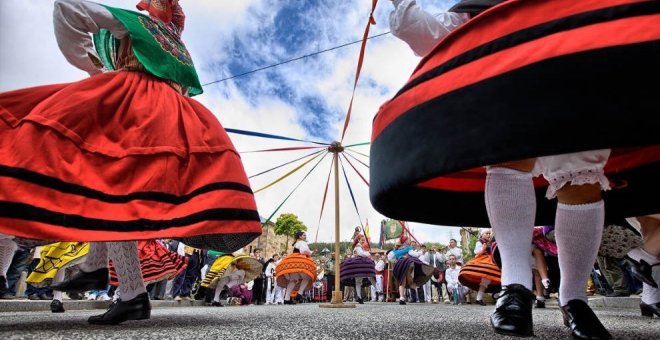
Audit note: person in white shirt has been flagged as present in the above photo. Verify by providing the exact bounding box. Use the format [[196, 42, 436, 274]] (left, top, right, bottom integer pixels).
[[445, 255, 468, 304], [445, 239, 464, 266], [374, 254, 386, 302], [264, 254, 280, 304], [428, 246, 446, 303], [339, 235, 376, 304]]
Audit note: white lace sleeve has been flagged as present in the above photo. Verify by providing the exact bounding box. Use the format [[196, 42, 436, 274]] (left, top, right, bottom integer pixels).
[[53, 0, 128, 75], [389, 0, 469, 56]]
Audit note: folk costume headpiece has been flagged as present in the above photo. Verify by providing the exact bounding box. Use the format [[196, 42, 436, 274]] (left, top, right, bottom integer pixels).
[[136, 0, 185, 33]]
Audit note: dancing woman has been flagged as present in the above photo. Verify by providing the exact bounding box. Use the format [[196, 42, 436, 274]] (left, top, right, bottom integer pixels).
[[0, 0, 260, 324], [275, 231, 316, 304], [340, 234, 376, 304], [200, 253, 262, 307], [391, 235, 433, 305]]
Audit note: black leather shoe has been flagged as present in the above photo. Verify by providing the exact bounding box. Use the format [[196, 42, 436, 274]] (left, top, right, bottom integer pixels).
[[50, 300, 65, 313], [476, 299, 486, 306], [356, 297, 364, 304], [210, 301, 223, 307], [490, 284, 535, 337], [561, 299, 612, 339], [51, 268, 109, 293], [640, 301, 660, 318], [622, 256, 658, 288], [283, 299, 296, 305], [535, 299, 546, 309], [398, 299, 406, 305], [87, 292, 151, 325]]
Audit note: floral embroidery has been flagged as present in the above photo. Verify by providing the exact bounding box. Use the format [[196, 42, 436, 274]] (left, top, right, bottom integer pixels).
[[139, 16, 193, 66]]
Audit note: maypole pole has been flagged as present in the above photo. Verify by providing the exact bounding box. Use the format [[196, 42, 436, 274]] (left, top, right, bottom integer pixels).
[[320, 141, 355, 308]]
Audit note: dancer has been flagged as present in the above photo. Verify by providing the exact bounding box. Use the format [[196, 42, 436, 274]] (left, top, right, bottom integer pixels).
[[340, 234, 377, 304], [200, 252, 262, 307], [0, 0, 261, 324], [374, 0, 660, 338], [275, 231, 316, 305], [26, 242, 90, 313], [390, 235, 433, 305], [458, 229, 500, 306]]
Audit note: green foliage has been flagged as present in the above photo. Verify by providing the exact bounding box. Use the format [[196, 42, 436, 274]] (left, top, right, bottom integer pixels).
[[273, 213, 307, 245], [463, 233, 479, 263]]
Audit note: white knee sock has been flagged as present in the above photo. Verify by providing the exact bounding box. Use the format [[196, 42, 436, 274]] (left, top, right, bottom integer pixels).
[[627, 247, 659, 266], [79, 242, 108, 272], [52, 269, 65, 301], [285, 280, 296, 300], [298, 278, 310, 294], [642, 281, 660, 304], [107, 241, 145, 301], [0, 239, 17, 277], [355, 279, 362, 298], [555, 201, 604, 306], [485, 167, 535, 289]]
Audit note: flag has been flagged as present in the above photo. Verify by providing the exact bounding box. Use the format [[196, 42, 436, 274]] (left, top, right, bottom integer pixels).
[[364, 219, 371, 243], [378, 220, 385, 249]]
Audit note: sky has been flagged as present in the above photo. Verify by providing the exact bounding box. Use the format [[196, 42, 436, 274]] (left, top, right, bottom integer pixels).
[[0, 0, 465, 245]]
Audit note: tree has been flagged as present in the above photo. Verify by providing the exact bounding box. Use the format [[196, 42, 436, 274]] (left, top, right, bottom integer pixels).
[[273, 213, 307, 248]]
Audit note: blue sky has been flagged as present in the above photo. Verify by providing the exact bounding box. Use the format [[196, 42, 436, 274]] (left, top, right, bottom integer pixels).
[[0, 0, 463, 245]]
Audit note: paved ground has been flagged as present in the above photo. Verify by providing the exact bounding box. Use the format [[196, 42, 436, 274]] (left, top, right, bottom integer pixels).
[[0, 298, 658, 339]]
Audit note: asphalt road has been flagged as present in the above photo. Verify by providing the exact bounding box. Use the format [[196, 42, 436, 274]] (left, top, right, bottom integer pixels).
[[0, 301, 658, 339]]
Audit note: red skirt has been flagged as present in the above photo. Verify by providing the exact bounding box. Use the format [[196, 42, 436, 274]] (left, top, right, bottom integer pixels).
[[0, 71, 260, 251], [109, 240, 187, 285]]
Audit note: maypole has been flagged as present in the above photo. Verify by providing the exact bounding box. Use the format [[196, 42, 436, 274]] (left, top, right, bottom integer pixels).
[[321, 142, 355, 308]]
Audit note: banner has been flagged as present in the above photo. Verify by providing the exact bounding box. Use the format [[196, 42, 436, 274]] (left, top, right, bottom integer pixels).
[[381, 219, 402, 240]]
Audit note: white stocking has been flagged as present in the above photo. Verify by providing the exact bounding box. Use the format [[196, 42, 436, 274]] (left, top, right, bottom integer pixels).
[[107, 241, 145, 301], [555, 201, 604, 306], [355, 278, 363, 298], [485, 167, 535, 289], [0, 238, 17, 277], [79, 242, 108, 272], [52, 269, 65, 301], [285, 279, 297, 301]]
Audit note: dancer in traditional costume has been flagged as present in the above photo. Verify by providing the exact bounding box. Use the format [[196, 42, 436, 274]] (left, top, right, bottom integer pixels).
[[376, 0, 659, 337], [340, 234, 376, 304], [275, 231, 316, 304], [458, 229, 500, 305], [0, 0, 261, 324], [27, 240, 185, 312], [26, 242, 89, 313], [390, 235, 433, 305], [200, 252, 262, 307]]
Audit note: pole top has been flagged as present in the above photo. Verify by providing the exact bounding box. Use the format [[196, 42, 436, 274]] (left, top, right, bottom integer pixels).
[[328, 141, 344, 153]]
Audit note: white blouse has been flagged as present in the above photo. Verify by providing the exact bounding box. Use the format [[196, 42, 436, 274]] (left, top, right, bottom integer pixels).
[[53, 0, 129, 75], [389, 0, 469, 56]]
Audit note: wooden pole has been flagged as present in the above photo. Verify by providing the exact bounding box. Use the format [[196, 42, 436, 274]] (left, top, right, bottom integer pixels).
[[320, 142, 355, 308], [332, 150, 342, 303]]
